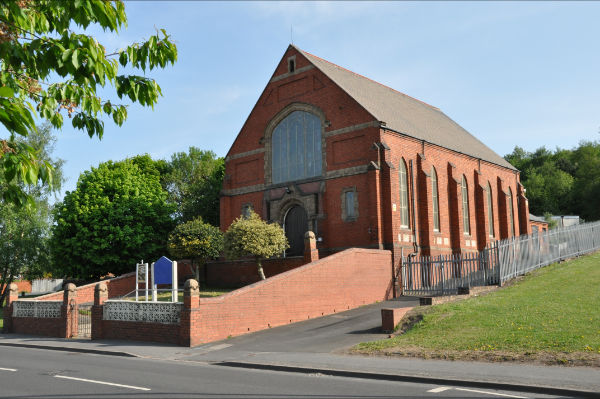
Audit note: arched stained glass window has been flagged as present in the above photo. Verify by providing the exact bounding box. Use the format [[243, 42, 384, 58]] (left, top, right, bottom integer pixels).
[[487, 182, 495, 237], [461, 175, 470, 235], [272, 111, 322, 184], [399, 159, 409, 228], [508, 187, 515, 237], [431, 167, 440, 232]]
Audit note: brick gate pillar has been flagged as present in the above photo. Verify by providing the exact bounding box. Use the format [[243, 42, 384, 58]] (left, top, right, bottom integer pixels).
[[180, 279, 200, 347], [304, 231, 319, 264], [92, 282, 107, 340], [61, 283, 77, 338], [2, 283, 18, 333]]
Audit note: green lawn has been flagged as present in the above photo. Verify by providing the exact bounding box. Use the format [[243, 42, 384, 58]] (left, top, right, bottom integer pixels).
[[129, 287, 233, 302], [355, 251, 600, 365], [0, 310, 3, 330]]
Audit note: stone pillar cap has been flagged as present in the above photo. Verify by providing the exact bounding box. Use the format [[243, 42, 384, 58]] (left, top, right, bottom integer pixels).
[[304, 231, 315, 240], [95, 282, 108, 292]]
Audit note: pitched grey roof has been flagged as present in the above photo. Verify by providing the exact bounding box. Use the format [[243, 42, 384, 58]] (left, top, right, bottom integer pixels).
[[293, 45, 516, 171], [529, 214, 547, 223]]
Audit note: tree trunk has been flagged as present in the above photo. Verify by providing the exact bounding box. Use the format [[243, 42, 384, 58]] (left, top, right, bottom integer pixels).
[[256, 257, 266, 280], [192, 259, 200, 283]]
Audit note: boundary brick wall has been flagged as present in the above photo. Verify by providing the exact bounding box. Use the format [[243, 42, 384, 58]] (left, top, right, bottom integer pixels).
[[98, 320, 180, 345], [3, 284, 78, 338], [172, 258, 307, 288], [204, 256, 305, 287], [10, 316, 64, 337], [0, 281, 31, 299], [189, 248, 393, 345], [6, 245, 392, 346], [36, 272, 136, 303]]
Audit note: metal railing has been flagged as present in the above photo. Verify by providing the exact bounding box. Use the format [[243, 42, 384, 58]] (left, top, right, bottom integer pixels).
[[497, 220, 600, 283], [401, 220, 600, 296], [401, 248, 499, 296]]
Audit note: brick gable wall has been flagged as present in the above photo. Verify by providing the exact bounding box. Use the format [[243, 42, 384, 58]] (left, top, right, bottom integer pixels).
[[221, 47, 530, 288]]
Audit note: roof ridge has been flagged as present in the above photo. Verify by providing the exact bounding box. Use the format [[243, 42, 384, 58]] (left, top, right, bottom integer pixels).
[[293, 45, 440, 111]]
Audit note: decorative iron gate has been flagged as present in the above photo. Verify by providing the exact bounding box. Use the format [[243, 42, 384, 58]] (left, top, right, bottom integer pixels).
[[77, 303, 92, 339]]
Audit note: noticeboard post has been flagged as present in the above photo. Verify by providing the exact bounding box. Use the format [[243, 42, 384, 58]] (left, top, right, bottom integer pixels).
[[151, 256, 178, 302], [135, 261, 149, 301]]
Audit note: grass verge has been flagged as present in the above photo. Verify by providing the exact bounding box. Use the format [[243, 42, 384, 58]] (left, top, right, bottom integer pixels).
[[354, 251, 600, 366]]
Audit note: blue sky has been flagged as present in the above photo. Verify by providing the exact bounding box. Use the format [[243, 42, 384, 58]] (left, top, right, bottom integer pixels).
[[44, 1, 600, 198]]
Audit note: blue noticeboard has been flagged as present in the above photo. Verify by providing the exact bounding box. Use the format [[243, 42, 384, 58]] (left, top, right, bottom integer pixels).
[[154, 256, 173, 284]]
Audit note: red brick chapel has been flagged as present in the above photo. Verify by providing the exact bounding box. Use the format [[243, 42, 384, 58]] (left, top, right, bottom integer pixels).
[[220, 45, 531, 265]]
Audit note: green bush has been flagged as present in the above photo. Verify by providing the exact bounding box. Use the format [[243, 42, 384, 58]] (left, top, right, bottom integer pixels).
[[224, 211, 288, 280], [51, 159, 175, 280], [167, 217, 223, 283]]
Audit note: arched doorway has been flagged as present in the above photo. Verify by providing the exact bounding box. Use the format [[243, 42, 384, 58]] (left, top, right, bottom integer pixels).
[[284, 205, 308, 256]]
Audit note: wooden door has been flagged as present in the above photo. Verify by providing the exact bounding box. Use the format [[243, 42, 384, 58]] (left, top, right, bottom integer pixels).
[[285, 205, 308, 256]]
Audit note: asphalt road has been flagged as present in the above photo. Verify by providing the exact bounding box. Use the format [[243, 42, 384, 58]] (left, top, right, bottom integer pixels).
[[0, 346, 564, 399]]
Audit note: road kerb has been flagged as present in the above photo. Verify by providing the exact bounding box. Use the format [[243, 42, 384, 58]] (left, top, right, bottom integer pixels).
[[0, 342, 137, 358], [216, 361, 597, 398]]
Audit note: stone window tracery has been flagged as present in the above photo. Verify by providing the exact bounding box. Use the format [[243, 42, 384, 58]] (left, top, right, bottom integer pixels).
[[271, 110, 322, 184]]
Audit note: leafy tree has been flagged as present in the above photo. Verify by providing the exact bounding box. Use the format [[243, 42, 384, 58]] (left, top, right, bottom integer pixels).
[[0, 202, 51, 306], [167, 217, 223, 285], [505, 141, 600, 221], [522, 162, 573, 215], [0, 0, 177, 206], [50, 158, 175, 280], [571, 141, 600, 221], [224, 211, 288, 280], [0, 123, 62, 307], [163, 147, 224, 226]]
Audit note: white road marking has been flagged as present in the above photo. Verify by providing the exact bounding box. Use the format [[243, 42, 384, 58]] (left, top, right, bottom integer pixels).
[[428, 386, 452, 393], [0, 367, 17, 372], [455, 387, 527, 398], [54, 375, 150, 391]]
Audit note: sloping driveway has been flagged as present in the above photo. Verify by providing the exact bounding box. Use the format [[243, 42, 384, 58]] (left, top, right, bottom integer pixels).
[[181, 297, 418, 362]]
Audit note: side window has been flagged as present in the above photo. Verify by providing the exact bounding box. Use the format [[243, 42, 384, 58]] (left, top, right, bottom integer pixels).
[[431, 167, 440, 232], [399, 159, 410, 228], [461, 175, 470, 235], [241, 203, 253, 219], [487, 182, 494, 237], [341, 188, 358, 221], [508, 187, 515, 237]]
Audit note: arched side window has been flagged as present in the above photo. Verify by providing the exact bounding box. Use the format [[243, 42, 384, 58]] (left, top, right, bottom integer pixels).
[[272, 110, 322, 184], [487, 182, 494, 237], [399, 159, 409, 228], [461, 175, 470, 235], [508, 187, 515, 237], [431, 167, 440, 232]]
